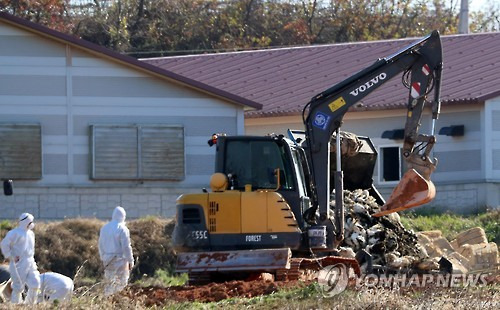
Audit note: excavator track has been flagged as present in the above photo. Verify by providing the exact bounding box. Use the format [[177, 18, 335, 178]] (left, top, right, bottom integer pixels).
[[276, 256, 361, 281], [188, 272, 211, 285]]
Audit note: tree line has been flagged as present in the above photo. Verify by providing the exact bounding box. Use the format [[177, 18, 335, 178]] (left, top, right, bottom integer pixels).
[[1, 0, 499, 58]]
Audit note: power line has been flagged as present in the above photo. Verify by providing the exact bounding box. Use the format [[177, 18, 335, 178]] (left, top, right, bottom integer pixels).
[[123, 43, 316, 56]]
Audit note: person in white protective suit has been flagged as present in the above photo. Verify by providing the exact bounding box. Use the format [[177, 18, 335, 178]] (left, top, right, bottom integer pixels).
[[0, 268, 73, 303], [0, 213, 40, 304], [0, 264, 12, 302], [98, 206, 135, 296], [39, 272, 74, 303]]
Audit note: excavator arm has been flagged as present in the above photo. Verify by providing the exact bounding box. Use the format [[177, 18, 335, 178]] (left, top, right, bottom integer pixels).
[[303, 31, 443, 247]]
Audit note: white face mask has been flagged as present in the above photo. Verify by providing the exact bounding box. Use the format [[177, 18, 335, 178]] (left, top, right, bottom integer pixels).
[[28, 222, 35, 230]]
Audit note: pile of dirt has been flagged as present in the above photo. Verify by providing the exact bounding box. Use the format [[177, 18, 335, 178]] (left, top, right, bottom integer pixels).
[[125, 279, 308, 305]]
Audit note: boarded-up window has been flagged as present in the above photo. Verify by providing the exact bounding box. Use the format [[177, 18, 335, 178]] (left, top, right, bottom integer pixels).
[[0, 124, 42, 179], [90, 125, 184, 180]]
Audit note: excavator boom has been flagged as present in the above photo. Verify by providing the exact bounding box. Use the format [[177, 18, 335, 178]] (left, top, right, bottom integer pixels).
[[303, 31, 443, 242]]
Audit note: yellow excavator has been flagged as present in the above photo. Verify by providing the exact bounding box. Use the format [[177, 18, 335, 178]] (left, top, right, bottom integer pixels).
[[173, 31, 443, 283]]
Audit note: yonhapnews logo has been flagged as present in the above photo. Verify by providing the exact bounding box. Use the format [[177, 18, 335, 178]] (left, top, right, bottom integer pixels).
[[317, 264, 349, 297], [317, 266, 489, 297]]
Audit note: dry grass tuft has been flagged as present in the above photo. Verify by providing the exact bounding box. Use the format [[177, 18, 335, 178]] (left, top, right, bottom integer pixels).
[[35, 218, 104, 281], [128, 217, 176, 281]]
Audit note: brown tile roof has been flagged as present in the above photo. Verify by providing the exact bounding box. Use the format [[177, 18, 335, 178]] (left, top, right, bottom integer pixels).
[[0, 12, 261, 111], [142, 32, 500, 118]]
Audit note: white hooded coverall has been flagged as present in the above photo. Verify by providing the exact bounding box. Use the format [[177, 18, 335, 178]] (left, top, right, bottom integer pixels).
[[0, 213, 40, 304], [98, 206, 134, 296], [0, 264, 11, 302], [39, 272, 74, 302]]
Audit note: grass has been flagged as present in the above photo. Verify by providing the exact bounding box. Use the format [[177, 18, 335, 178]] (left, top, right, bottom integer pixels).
[[0, 213, 498, 309], [0, 220, 14, 231], [162, 283, 500, 310], [401, 210, 499, 244], [134, 269, 188, 287], [1, 279, 497, 309]]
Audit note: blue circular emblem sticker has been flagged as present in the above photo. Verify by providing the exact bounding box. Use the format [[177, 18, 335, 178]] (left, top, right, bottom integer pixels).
[[313, 112, 330, 130]]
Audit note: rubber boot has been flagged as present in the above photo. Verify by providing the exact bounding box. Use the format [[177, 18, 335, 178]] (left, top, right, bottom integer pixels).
[[25, 288, 39, 304], [11, 290, 22, 304]]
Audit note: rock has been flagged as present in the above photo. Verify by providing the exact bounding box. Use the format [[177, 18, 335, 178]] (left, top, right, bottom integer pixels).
[[433, 237, 455, 255], [446, 255, 469, 274], [455, 227, 488, 247], [258, 273, 274, 282], [416, 232, 432, 245], [447, 252, 471, 270], [459, 242, 499, 272], [450, 239, 460, 252], [420, 230, 442, 240], [421, 242, 443, 258]]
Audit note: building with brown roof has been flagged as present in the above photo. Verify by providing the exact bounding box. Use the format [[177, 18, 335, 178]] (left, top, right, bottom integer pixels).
[[0, 12, 260, 220], [143, 32, 500, 213]]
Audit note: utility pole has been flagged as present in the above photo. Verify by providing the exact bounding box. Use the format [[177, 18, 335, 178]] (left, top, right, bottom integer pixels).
[[458, 0, 469, 34]]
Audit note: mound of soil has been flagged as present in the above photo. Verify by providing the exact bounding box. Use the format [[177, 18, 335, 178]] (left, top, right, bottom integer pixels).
[[126, 280, 309, 305]]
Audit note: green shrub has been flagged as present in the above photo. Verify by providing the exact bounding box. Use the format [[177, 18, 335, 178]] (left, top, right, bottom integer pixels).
[[401, 210, 499, 244], [135, 269, 188, 287]]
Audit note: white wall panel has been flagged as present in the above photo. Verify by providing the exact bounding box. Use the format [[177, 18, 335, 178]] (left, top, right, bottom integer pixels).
[[72, 66, 148, 77], [484, 98, 500, 180], [0, 105, 67, 115], [0, 66, 66, 75], [0, 95, 67, 106], [72, 106, 237, 117], [0, 56, 66, 66], [0, 22, 33, 35], [71, 96, 234, 109], [72, 56, 125, 68]]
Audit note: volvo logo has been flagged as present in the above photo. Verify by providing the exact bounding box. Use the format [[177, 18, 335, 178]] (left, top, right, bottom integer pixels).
[[349, 72, 387, 96]]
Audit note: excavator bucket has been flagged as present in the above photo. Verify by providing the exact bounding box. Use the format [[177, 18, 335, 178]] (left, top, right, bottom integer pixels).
[[373, 168, 436, 217]]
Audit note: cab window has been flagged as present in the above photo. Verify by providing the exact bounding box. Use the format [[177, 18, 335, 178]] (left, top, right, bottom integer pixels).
[[224, 140, 294, 190]]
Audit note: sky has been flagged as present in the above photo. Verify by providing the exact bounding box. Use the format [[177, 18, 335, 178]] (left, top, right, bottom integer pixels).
[[468, 0, 494, 12]]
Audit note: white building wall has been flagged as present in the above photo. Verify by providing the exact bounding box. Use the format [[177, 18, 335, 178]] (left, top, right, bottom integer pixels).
[[485, 97, 500, 180], [245, 103, 498, 213], [0, 20, 244, 219], [483, 97, 500, 209]]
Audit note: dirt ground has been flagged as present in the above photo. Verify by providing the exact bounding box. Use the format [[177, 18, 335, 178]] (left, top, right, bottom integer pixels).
[[124, 279, 311, 305], [122, 273, 500, 307]]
